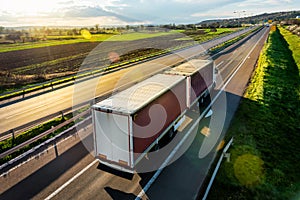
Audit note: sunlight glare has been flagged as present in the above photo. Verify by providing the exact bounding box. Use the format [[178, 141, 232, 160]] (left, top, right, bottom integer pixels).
[[1, 0, 62, 15]]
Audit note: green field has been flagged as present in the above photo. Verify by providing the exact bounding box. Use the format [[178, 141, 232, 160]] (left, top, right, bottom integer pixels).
[[180, 27, 244, 42], [0, 28, 238, 53], [106, 30, 180, 41], [278, 27, 300, 71], [0, 34, 109, 53], [0, 31, 180, 53], [208, 27, 300, 199]]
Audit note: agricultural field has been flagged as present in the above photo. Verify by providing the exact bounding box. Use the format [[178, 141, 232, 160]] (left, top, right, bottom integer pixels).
[[208, 26, 300, 199], [0, 34, 193, 93], [180, 27, 244, 42], [0, 31, 181, 53], [0, 28, 238, 94]]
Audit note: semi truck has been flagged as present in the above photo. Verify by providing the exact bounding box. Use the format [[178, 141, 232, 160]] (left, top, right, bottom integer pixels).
[[92, 59, 215, 173]]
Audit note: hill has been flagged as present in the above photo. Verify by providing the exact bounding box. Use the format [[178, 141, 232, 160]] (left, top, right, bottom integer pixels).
[[197, 10, 300, 28]]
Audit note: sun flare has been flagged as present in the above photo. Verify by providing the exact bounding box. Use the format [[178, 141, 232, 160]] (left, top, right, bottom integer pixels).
[[1, 0, 62, 15]]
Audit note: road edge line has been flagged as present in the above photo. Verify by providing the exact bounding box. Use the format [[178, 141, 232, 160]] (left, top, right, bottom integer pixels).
[[44, 159, 98, 200]]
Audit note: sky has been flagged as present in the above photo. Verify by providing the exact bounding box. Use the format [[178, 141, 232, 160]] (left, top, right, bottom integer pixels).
[[0, 0, 299, 27]]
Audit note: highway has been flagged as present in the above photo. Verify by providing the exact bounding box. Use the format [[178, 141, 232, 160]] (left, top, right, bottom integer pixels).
[[0, 27, 254, 134], [0, 27, 269, 199]]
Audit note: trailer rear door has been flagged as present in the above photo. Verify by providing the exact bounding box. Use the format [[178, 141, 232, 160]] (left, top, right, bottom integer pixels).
[[94, 110, 131, 167]]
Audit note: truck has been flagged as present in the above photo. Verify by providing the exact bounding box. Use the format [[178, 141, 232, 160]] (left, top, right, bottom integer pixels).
[[92, 59, 215, 173]]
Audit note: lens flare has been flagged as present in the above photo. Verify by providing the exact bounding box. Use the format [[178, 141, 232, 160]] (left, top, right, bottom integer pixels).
[[81, 29, 92, 40], [234, 154, 265, 187]]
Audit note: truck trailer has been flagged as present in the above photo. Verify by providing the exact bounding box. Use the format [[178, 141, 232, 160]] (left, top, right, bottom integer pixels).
[[92, 59, 215, 173], [164, 59, 215, 108], [92, 74, 187, 172]]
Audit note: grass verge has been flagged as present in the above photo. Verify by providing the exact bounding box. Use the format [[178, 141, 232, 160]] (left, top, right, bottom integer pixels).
[[209, 27, 261, 55], [208, 26, 300, 199]]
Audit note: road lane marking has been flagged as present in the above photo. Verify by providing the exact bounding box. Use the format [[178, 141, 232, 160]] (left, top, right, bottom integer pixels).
[[45, 159, 99, 200]]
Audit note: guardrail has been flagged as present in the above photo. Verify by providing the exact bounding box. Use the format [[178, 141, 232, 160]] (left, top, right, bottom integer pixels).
[[0, 101, 90, 140], [0, 109, 90, 160], [202, 138, 234, 200], [0, 27, 255, 103], [0, 116, 92, 172]]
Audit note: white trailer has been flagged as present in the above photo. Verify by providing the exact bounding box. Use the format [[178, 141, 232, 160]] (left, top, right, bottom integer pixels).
[[92, 74, 187, 173], [92, 59, 216, 173]]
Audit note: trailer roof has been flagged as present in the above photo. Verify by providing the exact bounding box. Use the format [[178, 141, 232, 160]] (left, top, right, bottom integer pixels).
[[164, 59, 211, 76], [93, 74, 185, 115]]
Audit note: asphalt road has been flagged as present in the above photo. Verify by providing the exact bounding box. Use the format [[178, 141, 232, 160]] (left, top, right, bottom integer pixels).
[[0, 27, 269, 200], [0, 27, 254, 134]]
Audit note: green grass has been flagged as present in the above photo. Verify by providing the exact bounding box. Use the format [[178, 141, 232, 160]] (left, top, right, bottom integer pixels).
[[182, 27, 244, 42], [207, 28, 240, 35], [278, 26, 300, 74], [105, 31, 179, 41], [209, 27, 260, 55], [208, 27, 300, 199]]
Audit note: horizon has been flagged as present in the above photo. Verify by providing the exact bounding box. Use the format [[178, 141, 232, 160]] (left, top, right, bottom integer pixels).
[[1, 10, 299, 29], [0, 0, 300, 27]]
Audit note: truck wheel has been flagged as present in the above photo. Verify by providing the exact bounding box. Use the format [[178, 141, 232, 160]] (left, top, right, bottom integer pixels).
[[199, 97, 204, 105], [168, 129, 175, 138], [154, 144, 160, 151]]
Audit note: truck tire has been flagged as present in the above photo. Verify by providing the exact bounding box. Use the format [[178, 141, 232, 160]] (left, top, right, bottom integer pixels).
[[168, 128, 176, 138]]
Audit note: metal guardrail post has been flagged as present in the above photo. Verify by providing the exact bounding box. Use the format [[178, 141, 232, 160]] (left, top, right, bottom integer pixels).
[[54, 141, 58, 157], [60, 111, 64, 119], [11, 129, 15, 143], [202, 138, 234, 200]]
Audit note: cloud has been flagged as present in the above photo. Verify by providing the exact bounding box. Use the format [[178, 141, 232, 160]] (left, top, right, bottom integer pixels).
[[191, 12, 233, 19], [62, 6, 140, 22], [58, 0, 75, 5], [0, 2, 141, 27], [236, 0, 294, 8], [114, 0, 245, 23]]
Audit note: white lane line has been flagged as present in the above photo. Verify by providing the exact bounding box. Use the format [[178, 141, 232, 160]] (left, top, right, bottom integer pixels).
[[5, 106, 44, 120], [220, 28, 268, 90], [44, 159, 99, 200], [215, 61, 224, 69], [135, 28, 268, 200]]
